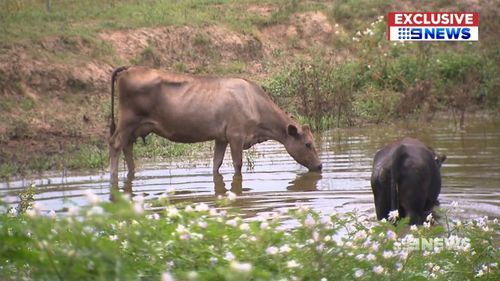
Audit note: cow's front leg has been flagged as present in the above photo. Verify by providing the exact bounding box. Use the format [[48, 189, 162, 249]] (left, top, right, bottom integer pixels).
[[213, 139, 228, 175], [229, 139, 244, 176]]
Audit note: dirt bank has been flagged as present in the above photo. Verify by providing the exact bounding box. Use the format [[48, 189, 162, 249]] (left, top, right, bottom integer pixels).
[[0, 10, 339, 179]]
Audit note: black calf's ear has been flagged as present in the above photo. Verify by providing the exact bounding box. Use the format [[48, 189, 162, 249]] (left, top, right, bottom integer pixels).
[[440, 154, 447, 163], [287, 124, 299, 137]]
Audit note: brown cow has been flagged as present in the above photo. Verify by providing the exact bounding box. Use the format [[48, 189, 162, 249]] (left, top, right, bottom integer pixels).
[[109, 66, 322, 184]]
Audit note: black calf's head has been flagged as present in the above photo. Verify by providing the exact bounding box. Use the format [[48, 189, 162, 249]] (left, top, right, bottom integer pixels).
[[434, 154, 447, 168]]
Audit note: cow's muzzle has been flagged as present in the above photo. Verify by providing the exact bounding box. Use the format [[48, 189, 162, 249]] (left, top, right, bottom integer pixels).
[[309, 163, 323, 172]]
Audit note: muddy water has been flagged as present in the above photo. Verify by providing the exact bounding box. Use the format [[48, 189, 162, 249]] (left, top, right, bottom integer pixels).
[[1, 116, 500, 220]]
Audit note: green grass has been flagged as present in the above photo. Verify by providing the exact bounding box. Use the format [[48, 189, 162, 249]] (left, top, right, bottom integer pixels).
[[0, 194, 498, 280], [0, 0, 321, 43]]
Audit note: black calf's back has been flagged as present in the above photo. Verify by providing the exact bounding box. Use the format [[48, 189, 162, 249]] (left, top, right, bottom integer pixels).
[[371, 138, 446, 225]]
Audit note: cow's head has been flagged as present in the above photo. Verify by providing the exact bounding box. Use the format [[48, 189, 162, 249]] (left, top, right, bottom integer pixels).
[[284, 124, 322, 172]]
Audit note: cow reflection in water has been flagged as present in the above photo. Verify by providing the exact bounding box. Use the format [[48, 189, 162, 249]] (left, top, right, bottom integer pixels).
[[213, 173, 245, 195], [111, 171, 322, 201], [287, 172, 322, 192]]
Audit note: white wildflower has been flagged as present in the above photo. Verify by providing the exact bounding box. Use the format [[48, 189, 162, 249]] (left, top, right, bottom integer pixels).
[[388, 210, 399, 222], [354, 269, 364, 278], [423, 222, 431, 228], [184, 205, 194, 212], [239, 223, 250, 231], [197, 221, 207, 228], [133, 203, 144, 214], [426, 213, 433, 222], [366, 253, 376, 261], [176, 224, 188, 234], [26, 208, 37, 217], [410, 225, 418, 231], [179, 234, 190, 240], [373, 265, 384, 275], [382, 250, 394, 259], [224, 252, 235, 261], [304, 214, 315, 228], [109, 235, 118, 241], [121, 240, 128, 249], [226, 219, 238, 227], [387, 230, 397, 240], [353, 230, 367, 241], [266, 246, 279, 255], [260, 222, 269, 230], [88, 206, 104, 216], [195, 203, 209, 212], [166, 206, 179, 218], [230, 261, 252, 273], [209, 207, 218, 216], [279, 245, 292, 253], [7, 208, 18, 217], [287, 260, 300, 268], [320, 216, 332, 227], [312, 231, 320, 242], [161, 272, 175, 281]]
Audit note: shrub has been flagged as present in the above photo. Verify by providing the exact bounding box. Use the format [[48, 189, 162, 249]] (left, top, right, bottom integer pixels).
[[0, 194, 498, 280]]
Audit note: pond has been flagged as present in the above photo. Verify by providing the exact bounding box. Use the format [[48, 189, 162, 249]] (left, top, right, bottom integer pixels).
[[1, 116, 499, 221]]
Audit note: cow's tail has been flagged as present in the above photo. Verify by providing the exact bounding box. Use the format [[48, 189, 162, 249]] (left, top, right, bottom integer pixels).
[[390, 144, 407, 212], [110, 66, 129, 136]]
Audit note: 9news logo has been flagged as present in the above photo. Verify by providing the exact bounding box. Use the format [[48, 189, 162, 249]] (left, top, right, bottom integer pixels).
[[388, 12, 479, 41]]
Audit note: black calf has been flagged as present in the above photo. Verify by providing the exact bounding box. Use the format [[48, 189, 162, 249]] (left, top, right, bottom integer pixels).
[[371, 138, 446, 225]]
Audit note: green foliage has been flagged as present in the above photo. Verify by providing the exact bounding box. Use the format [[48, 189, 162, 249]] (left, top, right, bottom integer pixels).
[[133, 134, 206, 159], [68, 144, 108, 170], [0, 196, 498, 280], [331, 0, 391, 31]]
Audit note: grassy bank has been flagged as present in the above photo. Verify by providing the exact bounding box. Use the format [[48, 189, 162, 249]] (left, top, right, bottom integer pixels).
[[0, 135, 207, 180], [0, 0, 320, 43], [263, 0, 499, 129], [1, 193, 498, 280]]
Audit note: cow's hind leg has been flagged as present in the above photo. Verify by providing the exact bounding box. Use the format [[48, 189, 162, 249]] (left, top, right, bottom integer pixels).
[[213, 139, 228, 175], [109, 127, 133, 186], [109, 134, 123, 186], [123, 140, 135, 178]]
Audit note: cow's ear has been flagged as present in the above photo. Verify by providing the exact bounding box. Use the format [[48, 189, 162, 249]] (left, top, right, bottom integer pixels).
[[287, 124, 299, 138]]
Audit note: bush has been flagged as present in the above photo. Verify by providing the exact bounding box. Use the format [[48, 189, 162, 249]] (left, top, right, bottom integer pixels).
[[0, 194, 498, 280]]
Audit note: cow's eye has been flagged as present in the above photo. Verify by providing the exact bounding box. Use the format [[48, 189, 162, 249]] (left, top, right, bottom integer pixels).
[[305, 143, 312, 149]]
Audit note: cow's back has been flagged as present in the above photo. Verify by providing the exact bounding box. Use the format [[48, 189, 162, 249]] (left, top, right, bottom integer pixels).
[[115, 66, 273, 143]]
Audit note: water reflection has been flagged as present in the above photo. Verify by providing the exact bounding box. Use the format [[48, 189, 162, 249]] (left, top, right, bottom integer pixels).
[[213, 174, 244, 195], [287, 172, 322, 192]]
